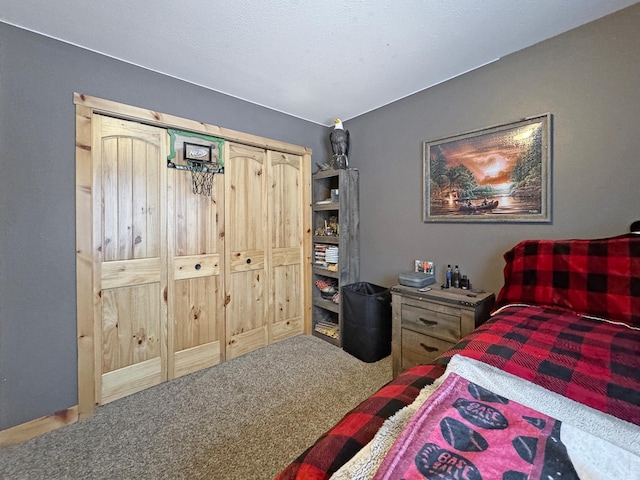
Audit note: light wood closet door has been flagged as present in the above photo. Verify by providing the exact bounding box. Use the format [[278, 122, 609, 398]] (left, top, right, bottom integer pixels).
[[225, 143, 269, 359], [269, 151, 305, 341], [167, 148, 225, 378], [94, 115, 168, 404]]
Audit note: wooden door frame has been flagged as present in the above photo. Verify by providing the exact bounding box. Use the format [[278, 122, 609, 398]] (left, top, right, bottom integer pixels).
[[75, 93, 312, 418]]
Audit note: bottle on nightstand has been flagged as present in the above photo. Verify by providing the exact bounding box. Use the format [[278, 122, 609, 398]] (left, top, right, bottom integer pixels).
[[452, 265, 460, 288]]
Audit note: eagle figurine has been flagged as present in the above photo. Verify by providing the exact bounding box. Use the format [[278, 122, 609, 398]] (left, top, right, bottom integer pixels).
[[329, 118, 350, 169]]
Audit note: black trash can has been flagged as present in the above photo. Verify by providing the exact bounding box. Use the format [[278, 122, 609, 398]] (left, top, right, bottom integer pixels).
[[342, 282, 392, 362]]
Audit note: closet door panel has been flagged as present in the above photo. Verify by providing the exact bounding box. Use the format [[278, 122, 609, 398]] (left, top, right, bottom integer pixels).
[[100, 125, 162, 262], [225, 143, 269, 359], [172, 277, 218, 351], [167, 148, 225, 379], [102, 284, 162, 372], [101, 285, 163, 404], [94, 115, 168, 405], [271, 262, 304, 341], [172, 276, 222, 377], [225, 269, 267, 359]]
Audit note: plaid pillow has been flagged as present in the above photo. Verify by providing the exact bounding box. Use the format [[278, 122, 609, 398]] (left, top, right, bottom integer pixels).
[[494, 234, 640, 326]]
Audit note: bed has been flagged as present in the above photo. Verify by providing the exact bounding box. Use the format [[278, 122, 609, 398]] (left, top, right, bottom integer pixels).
[[277, 230, 640, 479]]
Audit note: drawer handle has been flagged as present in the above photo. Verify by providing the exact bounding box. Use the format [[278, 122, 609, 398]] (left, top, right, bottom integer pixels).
[[419, 318, 438, 327], [420, 343, 439, 353]]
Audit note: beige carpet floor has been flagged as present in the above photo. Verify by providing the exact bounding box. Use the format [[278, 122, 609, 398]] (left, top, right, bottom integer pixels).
[[0, 335, 392, 479]]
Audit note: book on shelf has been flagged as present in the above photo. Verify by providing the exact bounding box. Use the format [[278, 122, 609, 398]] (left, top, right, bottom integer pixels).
[[314, 244, 327, 265], [314, 321, 340, 339], [314, 244, 338, 266]]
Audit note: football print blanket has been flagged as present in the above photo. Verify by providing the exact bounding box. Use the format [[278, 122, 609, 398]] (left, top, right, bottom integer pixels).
[[332, 355, 640, 480], [372, 373, 575, 480]]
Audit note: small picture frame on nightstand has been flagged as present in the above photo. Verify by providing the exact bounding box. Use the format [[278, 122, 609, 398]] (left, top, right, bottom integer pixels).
[[414, 260, 434, 275]]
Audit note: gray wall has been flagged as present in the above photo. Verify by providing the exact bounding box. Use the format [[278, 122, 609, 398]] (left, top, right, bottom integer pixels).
[[347, 5, 640, 294], [0, 23, 328, 430]]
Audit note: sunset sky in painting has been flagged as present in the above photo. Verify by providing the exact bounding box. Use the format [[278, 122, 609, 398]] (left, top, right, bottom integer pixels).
[[434, 122, 542, 187]]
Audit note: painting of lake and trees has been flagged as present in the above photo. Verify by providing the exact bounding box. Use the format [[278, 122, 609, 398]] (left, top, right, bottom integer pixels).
[[423, 114, 551, 223]]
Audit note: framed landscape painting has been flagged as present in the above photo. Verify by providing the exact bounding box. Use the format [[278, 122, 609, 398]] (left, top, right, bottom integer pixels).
[[423, 113, 551, 223]]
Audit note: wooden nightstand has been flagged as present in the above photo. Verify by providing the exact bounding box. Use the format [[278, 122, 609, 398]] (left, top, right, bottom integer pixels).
[[390, 285, 495, 377]]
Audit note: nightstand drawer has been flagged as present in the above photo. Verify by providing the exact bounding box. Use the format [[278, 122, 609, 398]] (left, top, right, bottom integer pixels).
[[401, 303, 460, 342], [391, 285, 495, 377], [401, 328, 455, 369]]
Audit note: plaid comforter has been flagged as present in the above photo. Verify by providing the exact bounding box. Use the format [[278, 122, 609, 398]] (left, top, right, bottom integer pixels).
[[276, 305, 640, 480]]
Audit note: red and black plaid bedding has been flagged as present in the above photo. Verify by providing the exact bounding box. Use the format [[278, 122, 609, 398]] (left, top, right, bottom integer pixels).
[[495, 234, 640, 326], [276, 305, 640, 480]]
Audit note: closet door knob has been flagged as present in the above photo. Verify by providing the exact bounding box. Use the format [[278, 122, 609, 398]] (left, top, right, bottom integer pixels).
[[195, 263, 201, 270]]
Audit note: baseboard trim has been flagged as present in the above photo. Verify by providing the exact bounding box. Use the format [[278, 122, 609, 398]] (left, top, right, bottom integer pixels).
[[0, 406, 79, 448]]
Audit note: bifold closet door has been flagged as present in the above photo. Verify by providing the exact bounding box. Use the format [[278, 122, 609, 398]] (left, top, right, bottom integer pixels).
[[93, 115, 168, 404], [224, 145, 306, 358], [93, 115, 225, 404], [167, 145, 225, 378], [268, 151, 305, 341], [225, 143, 269, 359]]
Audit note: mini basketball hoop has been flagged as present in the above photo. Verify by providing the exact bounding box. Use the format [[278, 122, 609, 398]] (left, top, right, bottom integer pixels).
[[167, 138, 225, 196]]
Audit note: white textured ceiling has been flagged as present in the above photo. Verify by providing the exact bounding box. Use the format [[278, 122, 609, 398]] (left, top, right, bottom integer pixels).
[[1, 0, 637, 125]]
